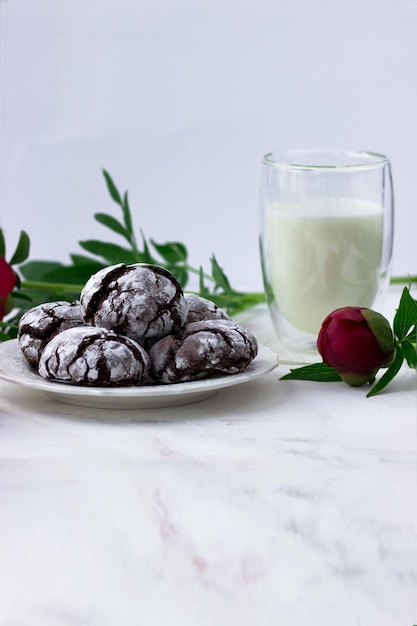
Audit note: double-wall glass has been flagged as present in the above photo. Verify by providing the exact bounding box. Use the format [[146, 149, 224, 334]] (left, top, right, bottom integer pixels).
[[259, 149, 394, 359]]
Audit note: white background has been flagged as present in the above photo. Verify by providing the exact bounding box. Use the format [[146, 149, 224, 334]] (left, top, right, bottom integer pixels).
[[0, 0, 416, 292]]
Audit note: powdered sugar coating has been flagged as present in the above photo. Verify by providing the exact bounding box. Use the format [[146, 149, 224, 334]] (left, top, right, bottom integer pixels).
[[80, 263, 188, 342], [149, 319, 258, 383], [184, 293, 231, 323], [38, 326, 150, 386], [18, 301, 84, 368]]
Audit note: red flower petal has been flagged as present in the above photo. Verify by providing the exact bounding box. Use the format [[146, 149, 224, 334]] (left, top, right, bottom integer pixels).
[[317, 306, 391, 378], [0, 257, 17, 299]]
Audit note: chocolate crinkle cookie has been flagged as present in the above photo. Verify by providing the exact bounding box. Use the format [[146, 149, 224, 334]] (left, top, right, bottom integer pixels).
[[38, 326, 150, 386], [184, 293, 231, 323], [149, 319, 258, 384], [18, 300, 84, 368], [80, 263, 189, 343]]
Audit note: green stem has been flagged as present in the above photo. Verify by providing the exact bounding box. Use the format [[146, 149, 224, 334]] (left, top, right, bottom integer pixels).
[[390, 275, 417, 285], [16, 275, 416, 304], [20, 280, 84, 293], [185, 264, 212, 282], [232, 291, 266, 305]]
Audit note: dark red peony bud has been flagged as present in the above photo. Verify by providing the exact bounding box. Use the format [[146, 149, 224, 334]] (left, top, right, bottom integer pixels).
[[0, 257, 17, 320], [317, 306, 395, 386]]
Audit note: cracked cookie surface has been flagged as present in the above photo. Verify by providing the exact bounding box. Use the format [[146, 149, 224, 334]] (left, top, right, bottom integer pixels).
[[184, 293, 231, 324], [38, 326, 150, 386], [18, 301, 84, 368], [80, 263, 188, 343], [149, 319, 258, 384]]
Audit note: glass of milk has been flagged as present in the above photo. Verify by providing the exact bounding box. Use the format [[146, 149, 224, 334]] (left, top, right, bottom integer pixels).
[[259, 149, 394, 361]]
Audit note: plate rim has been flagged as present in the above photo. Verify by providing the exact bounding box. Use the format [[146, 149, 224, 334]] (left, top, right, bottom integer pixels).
[[0, 339, 279, 401]]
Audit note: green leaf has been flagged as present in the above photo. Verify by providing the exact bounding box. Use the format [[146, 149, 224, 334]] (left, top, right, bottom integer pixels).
[[10, 291, 33, 302], [9, 230, 30, 265], [401, 339, 417, 369], [102, 169, 122, 206], [211, 255, 233, 294], [280, 362, 342, 382], [0, 320, 13, 328], [140, 232, 158, 264], [366, 350, 405, 397], [151, 240, 188, 264], [122, 190, 133, 235], [40, 263, 102, 285], [19, 260, 64, 281], [94, 213, 130, 241], [70, 254, 104, 268], [2, 308, 29, 329], [393, 287, 417, 340], [405, 325, 417, 342], [199, 267, 209, 296], [0, 228, 5, 257], [202, 291, 265, 316], [168, 265, 188, 287], [230, 293, 266, 315], [78, 240, 138, 265]]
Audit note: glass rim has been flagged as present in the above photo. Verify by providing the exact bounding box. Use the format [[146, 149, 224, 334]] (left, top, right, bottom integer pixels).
[[262, 149, 390, 170]]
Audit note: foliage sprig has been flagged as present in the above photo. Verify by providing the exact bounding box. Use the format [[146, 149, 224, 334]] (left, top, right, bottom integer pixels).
[[0, 169, 265, 340]]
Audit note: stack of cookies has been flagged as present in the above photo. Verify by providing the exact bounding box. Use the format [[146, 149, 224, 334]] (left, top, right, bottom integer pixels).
[[17, 263, 258, 387]]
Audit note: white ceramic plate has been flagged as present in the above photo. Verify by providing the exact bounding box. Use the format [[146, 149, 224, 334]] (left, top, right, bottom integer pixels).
[[0, 339, 279, 409]]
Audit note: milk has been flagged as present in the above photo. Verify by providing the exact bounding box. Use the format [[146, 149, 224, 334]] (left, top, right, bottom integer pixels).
[[267, 199, 384, 334]]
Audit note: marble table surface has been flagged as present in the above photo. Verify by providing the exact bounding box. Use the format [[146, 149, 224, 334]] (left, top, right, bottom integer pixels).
[[0, 286, 416, 626]]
